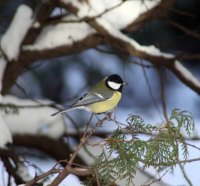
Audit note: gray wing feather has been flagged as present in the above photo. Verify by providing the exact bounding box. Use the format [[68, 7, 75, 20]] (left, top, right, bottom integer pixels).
[[51, 91, 114, 116], [73, 92, 107, 106]]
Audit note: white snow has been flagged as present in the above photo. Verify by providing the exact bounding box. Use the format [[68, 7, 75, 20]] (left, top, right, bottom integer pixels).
[[0, 116, 12, 148], [32, 21, 40, 28], [0, 56, 7, 92], [61, 0, 160, 29], [16, 159, 33, 182], [2, 95, 65, 139], [174, 60, 200, 88], [23, 15, 96, 51], [95, 18, 174, 58], [23, 0, 172, 59], [0, 4, 33, 61], [23, 0, 161, 52]]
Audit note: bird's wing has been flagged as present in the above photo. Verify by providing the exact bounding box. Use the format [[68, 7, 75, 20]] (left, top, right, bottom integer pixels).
[[51, 92, 107, 116], [51, 89, 114, 116], [73, 92, 111, 107]]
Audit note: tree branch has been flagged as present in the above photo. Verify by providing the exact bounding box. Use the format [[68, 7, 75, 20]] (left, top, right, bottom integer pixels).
[[0, 149, 24, 184], [13, 135, 86, 166], [124, 0, 176, 32], [87, 20, 200, 94], [51, 113, 112, 185], [2, 34, 103, 94], [22, 0, 58, 45]]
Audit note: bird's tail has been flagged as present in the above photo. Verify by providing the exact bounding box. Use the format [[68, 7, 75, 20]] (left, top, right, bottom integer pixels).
[[51, 106, 77, 116]]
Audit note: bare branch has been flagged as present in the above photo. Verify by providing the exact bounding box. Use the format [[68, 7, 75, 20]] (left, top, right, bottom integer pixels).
[[165, 20, 200, 40], [0, 149, 24, 184], [51, 113, 112, 185], [178, 163, 193, 186], [124, 0, 176, 32], [22, 0, 58, 45], [13, 135, 85, 166], [89, 21, 200, 95], [2, 34, 103, 94]]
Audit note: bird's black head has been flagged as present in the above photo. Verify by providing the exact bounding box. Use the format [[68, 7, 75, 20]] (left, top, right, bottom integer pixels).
[[105, 74, 126, 92]]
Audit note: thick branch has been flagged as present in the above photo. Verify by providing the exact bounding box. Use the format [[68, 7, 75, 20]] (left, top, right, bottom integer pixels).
[[2, 34, 103, 94], [22, 0, 58, 45], [0, 149, 24, 184], [124, 0, 176, 32], [13, 135, 86, 166], [51, 113, 111, 185], [85, 20, 200, 94]]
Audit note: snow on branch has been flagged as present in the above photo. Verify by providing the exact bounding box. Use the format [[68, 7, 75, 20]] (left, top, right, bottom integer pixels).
[[95, 18, 174, 58], [60, 0, 200, 95], [23, 0, 160, 51], [0, 4, 33, 61], [23, 15, 96, 51], [0, 116, 12, 148], [61, 0, 161, 29], [89, 18, 200, 94], [168, 61, 200, 93], [2, 0, 200, 96], [174, 61, 200, 88], [2, 95, 65, 139], [16, 159, 33, 182]]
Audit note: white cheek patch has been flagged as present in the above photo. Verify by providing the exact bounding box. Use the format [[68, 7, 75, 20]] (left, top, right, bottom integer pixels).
[[108, 81, 121, 90]]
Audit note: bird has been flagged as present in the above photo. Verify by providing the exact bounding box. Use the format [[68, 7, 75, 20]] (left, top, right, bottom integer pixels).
[[51, 74, 126, 116]]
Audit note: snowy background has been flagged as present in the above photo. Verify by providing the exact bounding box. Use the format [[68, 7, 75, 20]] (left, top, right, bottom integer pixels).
[[0, 0, 200, 185]]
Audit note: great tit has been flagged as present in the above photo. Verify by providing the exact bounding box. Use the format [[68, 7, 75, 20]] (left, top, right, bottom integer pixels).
[[51, 74, 126, 116]]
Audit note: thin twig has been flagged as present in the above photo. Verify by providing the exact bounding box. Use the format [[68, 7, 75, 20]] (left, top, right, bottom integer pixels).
[[157, 68, 169, 122], [141, 168, 170, 186], [178, 163, 193, 186], [165, 20, 200, 40], [51, 0, 126, 25], [67, 114, 93, 167], [170, 8, 196, 18], [50, 113, 111, 185], [140, 60, 162, 118]]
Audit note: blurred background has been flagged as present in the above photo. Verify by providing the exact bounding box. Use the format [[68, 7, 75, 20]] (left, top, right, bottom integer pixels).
[[1, 0, 200, 185]]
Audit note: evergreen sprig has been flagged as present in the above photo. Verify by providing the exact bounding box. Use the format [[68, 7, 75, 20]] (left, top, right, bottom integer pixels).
[[169, 109, 195, 137], [90, 109, 195, 185]]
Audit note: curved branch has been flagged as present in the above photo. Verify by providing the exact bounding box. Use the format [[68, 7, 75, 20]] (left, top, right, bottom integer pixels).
[[13, 135, 86, 166], [22, 0, 58, 45], [124, 0, 176, 32], [85, 19, 200, 94], [0, 149, 24, 184], [167, 61, 200, 94], [2, 34, 103, 94]]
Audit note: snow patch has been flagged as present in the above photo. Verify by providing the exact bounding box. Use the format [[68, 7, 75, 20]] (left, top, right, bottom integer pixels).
[[1, 4, 33, 60], [23, 0, 173, 59], [0, 115, 12, 148], [174, 60, 200, 88], [96, 18, 174, 58], [2, 95, 65, 139], [32, 21, 40, 28], [16, 159, 33, 182], [23, 0, 161, 51], [23, 15, 95, 51], [61, 0, 160, 29]]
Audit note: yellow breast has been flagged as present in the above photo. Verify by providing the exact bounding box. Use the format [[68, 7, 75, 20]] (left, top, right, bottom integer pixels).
[[88, 91, 121, 113]]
